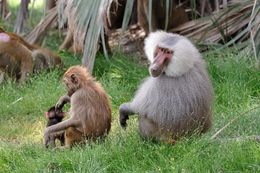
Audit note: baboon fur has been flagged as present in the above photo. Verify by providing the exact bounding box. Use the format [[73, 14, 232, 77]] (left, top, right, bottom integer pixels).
[[119, 31, 214, 142], [44, 66, 112, 147]]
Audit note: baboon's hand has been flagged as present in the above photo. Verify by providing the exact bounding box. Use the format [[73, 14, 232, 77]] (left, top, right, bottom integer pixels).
[[119, 103, 131, 129], [55, 97, 65, 110], [43, 129, 50, 148], [119, 113, 129, 129], [55, 95, 70, 111]]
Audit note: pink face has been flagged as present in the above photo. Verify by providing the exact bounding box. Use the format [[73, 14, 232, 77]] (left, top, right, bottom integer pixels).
[[149, 46, 173, 77], [45, 110, 65, 119], [0, 33, 10, 42]]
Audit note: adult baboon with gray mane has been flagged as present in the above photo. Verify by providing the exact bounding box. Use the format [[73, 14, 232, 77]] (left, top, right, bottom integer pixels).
[[119, 31, 214, 143]]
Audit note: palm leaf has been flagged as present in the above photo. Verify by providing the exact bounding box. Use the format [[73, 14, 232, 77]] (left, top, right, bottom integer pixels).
[[171, 0, 259, 61], [57, 0, 111, 73], [121, 0, 134, 31], [248, 0, 260, 61], [55, 0, 259, 70], [26, 6, 58, 44]]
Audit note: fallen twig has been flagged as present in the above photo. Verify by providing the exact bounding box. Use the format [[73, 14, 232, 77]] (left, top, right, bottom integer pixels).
[[8, 97, 23, 106], [215, 135, 260, 143], [211, 106, 260, 139]]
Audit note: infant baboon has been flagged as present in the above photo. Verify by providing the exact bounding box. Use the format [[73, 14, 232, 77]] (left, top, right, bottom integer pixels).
[[119, 31, 214, 143], [45, 106, 65, 148], [44, 65, 112, 148]]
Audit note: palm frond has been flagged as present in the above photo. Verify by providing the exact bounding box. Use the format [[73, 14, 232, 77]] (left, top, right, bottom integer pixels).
[[248, 0, 260, 61], [54, 0, 259, 70], [148, 0, 152, 32], [121, 0, 134, 31], [171, 0, 259, 60], [57, 0, 111, 72], [26, 6, 58, 44]]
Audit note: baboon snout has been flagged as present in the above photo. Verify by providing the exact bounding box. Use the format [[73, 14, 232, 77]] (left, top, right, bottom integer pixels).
[[150, 64, 163, 77], [150, 46, 173, 77]]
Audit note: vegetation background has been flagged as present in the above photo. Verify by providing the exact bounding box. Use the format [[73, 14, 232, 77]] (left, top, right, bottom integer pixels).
[[0, 0, 259, 172]]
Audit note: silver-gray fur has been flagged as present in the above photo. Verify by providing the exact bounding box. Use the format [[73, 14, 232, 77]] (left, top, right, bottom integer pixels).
[[119, 31, 214, 141]]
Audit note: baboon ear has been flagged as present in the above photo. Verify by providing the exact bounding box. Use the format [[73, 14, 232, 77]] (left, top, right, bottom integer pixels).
[[70, 74, 78, 84]]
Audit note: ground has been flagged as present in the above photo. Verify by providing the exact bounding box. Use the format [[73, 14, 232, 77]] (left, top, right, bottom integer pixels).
[[0, 47, 259, 172]]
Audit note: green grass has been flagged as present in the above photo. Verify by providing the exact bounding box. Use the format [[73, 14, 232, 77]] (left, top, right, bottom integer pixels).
[[0, 49, 259, 173]]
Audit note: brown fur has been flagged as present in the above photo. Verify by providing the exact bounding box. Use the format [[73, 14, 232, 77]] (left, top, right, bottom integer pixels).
[[32, 48, 63, 72], [137, 0, 189, 35], [0, 29, 33, 83], [0, 28, 63, 83], [44, 65, 112, 148]]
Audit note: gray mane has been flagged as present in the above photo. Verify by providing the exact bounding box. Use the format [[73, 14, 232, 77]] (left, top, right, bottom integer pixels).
[[130, 60, 213, 133]]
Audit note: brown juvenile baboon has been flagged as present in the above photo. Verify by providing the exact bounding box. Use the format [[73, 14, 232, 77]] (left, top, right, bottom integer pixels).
[[119, 31, 214, 143], [45, 106, 65, 148], [137, 0, 189, 35], [0, 28, 63, 83], [44, 65, 112, 148]]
